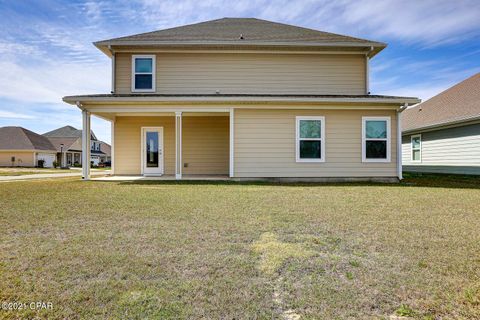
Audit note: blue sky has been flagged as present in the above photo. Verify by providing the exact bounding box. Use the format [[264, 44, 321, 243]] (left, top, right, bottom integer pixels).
[[1, 0, 479, 143]]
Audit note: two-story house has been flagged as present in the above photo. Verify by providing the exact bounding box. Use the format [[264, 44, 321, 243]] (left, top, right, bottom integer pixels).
[[63, 18, 419, 181], [43, 125, 110, 166]]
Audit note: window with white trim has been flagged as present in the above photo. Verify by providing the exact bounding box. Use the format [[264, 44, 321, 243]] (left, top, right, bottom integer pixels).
[[132, 55, 155, 92], [411, 134, 421, 162], [295, 116, 325, 162], [362, 117, 391, 162]]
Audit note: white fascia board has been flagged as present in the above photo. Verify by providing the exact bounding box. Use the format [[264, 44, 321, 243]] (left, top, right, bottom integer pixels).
[[64, 96, 420, 105]]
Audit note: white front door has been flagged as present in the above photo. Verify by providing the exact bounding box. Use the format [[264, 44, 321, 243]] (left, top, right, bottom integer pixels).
[[142, 127, 164, 175]]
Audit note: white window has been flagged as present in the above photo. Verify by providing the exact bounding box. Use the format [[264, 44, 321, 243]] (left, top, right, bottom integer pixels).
[[411, 134, 421, 162], [362, 116, 391, 162], [132, 55, 155, 92], [295, 116, 325, 162]]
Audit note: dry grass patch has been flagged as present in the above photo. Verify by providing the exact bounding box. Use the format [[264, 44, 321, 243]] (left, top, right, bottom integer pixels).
[[252, 232, 316, 275]]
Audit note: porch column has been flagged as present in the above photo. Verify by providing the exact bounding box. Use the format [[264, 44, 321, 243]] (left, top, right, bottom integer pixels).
[[229, 108, 234, 178], [82, 109, 91, 180], [397, 107, 403, 180], [111, 117, 115, 174], [175, 111, 182, 179]]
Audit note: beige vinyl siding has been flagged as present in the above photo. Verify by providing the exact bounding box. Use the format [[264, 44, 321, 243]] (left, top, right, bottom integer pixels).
[[234, 109, 397, 177], [182, 116, 229, 175], [114, 116, 229, 175], [402, 123, 480, 174], [0, 151, 35, 167], [115, 116, 175, 175], [115, 53, 366, 95]]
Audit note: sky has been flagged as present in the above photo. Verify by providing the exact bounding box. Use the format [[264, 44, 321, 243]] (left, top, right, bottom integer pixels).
[[1, 0, 479, 144]]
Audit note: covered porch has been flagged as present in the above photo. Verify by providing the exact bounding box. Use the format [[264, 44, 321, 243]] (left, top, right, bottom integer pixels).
[[80, 108, 233, 180]]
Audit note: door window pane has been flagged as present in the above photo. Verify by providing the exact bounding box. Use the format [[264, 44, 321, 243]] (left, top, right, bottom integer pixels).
[[300, 140, 321, 159], [365, 120, 387, 138], [146, 131, 159, 167], [365, 141, 387, 158], [135, 58, 152, 73], [300, 120, 321, 138]]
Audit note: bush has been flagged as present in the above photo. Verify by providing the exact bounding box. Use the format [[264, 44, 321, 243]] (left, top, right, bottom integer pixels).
[[37, 159, 45, 168], [53, 161, 59, 168]]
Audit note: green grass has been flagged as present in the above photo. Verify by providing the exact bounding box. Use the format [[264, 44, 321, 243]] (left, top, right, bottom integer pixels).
[[0, 174, 479, 319]]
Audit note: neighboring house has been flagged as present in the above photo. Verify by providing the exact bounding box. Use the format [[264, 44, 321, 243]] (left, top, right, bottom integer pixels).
[[99, 142, 111, 163], [63, 18, 419, 180], [43, 125, 109, 166], [402, 73, 480, 175], [0, 126, 57, 167]]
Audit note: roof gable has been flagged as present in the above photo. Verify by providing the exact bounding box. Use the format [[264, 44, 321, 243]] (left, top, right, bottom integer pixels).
[[43, 125, 82, 138], [43, 125, 98, 140], [95, 18, 386, 56], [403, 73, 480, 132], [0, 127, 56, 151], [47, 137, 80, 152]]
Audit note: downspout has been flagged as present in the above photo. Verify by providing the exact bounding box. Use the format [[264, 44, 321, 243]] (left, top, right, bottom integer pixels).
[[109, 45, 115, 94], [397, 103, 408, 180]]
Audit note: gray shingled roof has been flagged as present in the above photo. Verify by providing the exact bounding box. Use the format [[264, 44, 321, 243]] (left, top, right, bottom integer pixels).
[[403, 72, 480, 132], [0, 127, 56, 151], [100, 142, 111, 157], [95, 18, 386, 56], [43, 125, 82, 138], [43, 125, 98, 140], [47, 137, 80, 152]]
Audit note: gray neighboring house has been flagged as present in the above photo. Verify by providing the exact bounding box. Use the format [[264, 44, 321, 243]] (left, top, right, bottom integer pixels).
[[43, 126, 110, 166], [402, 73, 480, 175]]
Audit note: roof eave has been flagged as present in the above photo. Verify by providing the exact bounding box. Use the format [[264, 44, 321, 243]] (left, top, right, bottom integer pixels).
[[63, 95, 419, 106], [94, 40, 386, 57]]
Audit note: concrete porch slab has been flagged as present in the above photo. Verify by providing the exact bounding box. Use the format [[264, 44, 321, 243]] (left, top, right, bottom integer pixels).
[[92, 174, 230, 181]]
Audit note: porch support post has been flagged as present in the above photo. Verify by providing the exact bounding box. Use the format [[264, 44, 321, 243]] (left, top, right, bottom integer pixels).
[[111, 117, 115, 175], [175, 111, 182, 179], [82, 109, 91, 180], [229, 108, 234, 178], [397, 104, 406, 180]]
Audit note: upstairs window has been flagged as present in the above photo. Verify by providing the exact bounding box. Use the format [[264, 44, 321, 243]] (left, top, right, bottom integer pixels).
[[411, 134, 421, 162], [362, 117, 391, 162], [295, 116, 325, 162], [132, 55, 155, 92]]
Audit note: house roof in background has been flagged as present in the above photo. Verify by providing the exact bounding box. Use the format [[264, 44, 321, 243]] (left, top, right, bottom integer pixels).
[[95, 18, 386, 57], [403, 73, 480, 132], [47, 137, 80, 152], [100, 142, 111, 157], [0, 126, 56, 151], [43, 125, 98, 140]]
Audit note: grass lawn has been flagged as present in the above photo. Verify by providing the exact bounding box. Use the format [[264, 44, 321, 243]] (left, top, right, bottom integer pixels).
[[0, 174, 479, 319], [0, 168, 68, 176]]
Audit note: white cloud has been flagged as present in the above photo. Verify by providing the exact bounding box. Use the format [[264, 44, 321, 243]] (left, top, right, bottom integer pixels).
[[0, 111, 36, 119], [1, 0, 479, 143], [0, 60, 109, 104], [134, 0, 480, 45]]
